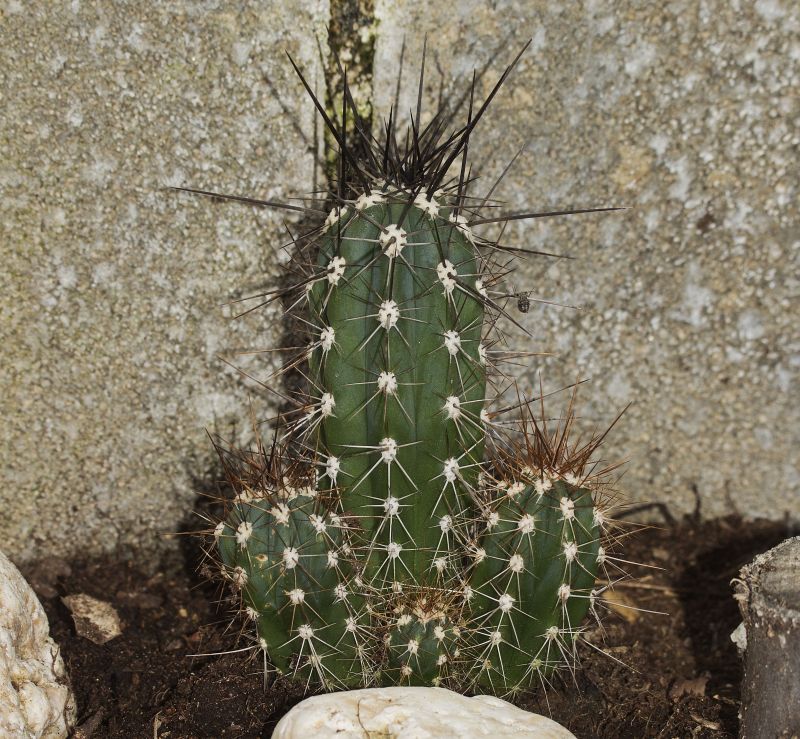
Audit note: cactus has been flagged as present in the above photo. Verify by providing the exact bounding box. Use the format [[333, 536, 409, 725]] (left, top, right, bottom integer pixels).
[[184, 44, 625, 696]]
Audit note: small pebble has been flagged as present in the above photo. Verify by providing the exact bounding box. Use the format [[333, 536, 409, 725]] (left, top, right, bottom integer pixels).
[[62, 593, 123, 644]]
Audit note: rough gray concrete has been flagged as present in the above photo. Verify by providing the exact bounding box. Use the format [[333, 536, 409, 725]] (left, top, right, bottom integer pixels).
[[1, 1, 329, 562], [372, 0, 799, 520]]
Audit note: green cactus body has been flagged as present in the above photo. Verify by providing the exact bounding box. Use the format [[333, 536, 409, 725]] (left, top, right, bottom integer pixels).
[[216, 489, 368, 687], [467, 476, 600, 690], [205, 45, 621, 697], [308, 195, 485, 589], [215, 187, 605, 693]]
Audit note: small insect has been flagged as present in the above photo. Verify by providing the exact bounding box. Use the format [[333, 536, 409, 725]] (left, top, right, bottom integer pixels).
[[499, 285, 534, 312], [516, 290, 532, 313]]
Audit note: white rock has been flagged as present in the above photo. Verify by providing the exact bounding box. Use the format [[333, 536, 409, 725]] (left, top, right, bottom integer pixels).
[[273, 686, 575, 739], [0, 550, 76, 738]]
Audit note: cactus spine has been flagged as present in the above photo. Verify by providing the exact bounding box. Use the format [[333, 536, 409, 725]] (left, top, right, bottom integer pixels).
[[194, 44, 623, 695]]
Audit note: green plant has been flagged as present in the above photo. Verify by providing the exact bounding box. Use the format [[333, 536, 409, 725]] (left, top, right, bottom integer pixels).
[[188, 43, 624, 696]]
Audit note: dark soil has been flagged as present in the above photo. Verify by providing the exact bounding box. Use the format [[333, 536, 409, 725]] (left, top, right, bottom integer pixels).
[[23, 514, 793, 738]]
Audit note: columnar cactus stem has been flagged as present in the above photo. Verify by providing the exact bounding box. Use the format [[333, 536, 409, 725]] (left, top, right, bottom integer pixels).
[[310, 198, 485, 589]]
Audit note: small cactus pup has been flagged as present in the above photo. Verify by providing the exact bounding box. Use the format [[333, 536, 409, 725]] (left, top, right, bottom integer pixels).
[[212, 442, 372, 688], [180, 42, 626, 695], [463, 397, 623, 693]]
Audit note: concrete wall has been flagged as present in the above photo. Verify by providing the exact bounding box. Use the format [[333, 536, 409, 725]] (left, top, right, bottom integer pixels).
[[374, 0, 799, 521], [2, 0, 797, 562], [1, 1, 329, 561]]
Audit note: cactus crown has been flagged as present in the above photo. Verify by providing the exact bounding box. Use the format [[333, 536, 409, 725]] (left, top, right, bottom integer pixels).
[[189, 43, 624, 696]]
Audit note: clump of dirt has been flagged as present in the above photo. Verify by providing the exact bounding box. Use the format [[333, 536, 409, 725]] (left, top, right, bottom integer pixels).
[[23, 515, 791, 738]]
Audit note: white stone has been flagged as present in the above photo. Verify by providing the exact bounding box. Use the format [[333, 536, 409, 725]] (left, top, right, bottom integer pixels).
[[273, 686, 575, 738], [0, 550, 76, 738]]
